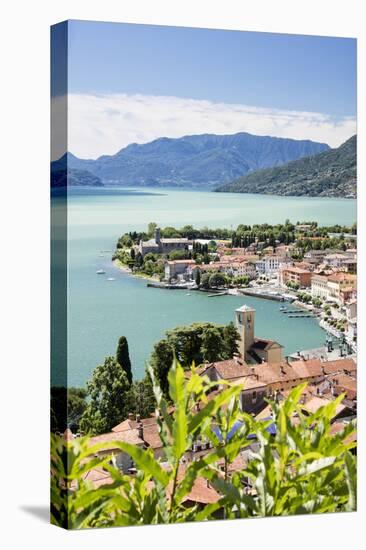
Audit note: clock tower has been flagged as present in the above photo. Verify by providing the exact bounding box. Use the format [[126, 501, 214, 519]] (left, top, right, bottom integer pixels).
[[235, 304, 255, 360]]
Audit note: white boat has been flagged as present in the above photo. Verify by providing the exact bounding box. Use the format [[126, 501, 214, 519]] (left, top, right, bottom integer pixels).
[[107, 277, 115, 281], [96, 269, 106, 274]]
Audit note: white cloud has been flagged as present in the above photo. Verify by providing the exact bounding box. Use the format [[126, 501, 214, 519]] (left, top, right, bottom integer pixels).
[[61, 93, 356, 159]]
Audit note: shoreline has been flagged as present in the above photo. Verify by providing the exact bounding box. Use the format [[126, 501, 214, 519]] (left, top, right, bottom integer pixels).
[[112, 260, 345, 346], [113, 259, 162, 284]]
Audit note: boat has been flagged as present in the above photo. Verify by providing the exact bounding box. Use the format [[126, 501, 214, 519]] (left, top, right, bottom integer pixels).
[[186, 293, 191, 296], [107, 277, 115, 281], [96, 269, 106, 274]]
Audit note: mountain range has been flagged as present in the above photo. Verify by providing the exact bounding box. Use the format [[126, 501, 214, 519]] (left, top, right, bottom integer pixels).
[[216, 135, 356, 198], [51, 155, 103, 188], [63, 132, 329, 188]]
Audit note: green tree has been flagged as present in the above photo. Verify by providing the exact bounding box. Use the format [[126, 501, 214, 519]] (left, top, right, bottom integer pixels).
[[116, 336, 133, 384], [200, 272, 210, 289], [150, 339, 175, 395], [127, 375, 156, 418], [195, 269, 201, 286], [151, 322, 239, 392], [200, 326, 224, 362], [223, 322, 240, 358], [80, 357, 131, 435], [51, 386, 87, 433], [135, 252, 144, 268], [147, 222, 157, 237], [168, 249, 190, 260], [209, 272, 226, 288]]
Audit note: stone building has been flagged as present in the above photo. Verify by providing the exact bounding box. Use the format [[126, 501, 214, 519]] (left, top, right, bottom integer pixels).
[[235, 305, 283, 364], [139, 227, 192, 257]]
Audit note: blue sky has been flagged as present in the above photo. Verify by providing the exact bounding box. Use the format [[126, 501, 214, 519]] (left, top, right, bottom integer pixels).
[[67, 20, 356, 116], [52, 20, 357, 158]]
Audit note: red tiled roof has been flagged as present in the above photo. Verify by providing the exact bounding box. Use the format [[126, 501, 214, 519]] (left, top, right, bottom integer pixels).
[[328, 273, 357, 283], [82, 467, 114, 488], [166, 259, 196, 265], [252, 337, 283, 351], [112, 415, 156, 433], [328, 373, 357, 392], [208, 359, 252, 380], [141, 424, 163, 450], [89, 429, 144, 449], [289, 359, 324, 378], [322, 358, 357, 375], [301, 396, 346, 416], [330, 421, 357, 445]]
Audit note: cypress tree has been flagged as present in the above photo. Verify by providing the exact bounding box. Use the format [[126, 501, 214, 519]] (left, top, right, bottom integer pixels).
[[116, 336, 133, 384]]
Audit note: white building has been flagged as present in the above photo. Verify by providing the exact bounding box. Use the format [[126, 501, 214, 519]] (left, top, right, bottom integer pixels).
[[323, 253, 352, 268], [255, 256, 292, 277], [311, 273, 330, 301]]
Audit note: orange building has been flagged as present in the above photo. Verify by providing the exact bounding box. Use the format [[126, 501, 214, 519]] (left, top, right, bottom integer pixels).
[[280, 266, 312, 287]]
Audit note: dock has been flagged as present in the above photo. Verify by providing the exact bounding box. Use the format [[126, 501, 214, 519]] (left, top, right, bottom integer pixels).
[[239, 289, 285, 302], [287, 313, 315, 318]]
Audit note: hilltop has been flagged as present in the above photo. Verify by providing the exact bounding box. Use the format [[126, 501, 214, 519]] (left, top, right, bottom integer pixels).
[[216, 135, 356, 198], [65, 132, 329, 187], [51, 154, 103, 188]]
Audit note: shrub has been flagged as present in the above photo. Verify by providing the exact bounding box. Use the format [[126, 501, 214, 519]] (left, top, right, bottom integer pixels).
[[51, 362, 356, 529]]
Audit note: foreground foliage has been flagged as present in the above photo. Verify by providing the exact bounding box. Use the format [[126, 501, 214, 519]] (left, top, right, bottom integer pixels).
[[51, 361, 356, 529]]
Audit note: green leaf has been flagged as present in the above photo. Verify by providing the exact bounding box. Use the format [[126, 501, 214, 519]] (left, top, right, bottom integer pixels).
[[113, 442, 169, 486]]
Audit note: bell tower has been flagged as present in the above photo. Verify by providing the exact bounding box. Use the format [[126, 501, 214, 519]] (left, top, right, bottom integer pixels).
[[154, 227, 162, 244], [235, 305, 255, 360]]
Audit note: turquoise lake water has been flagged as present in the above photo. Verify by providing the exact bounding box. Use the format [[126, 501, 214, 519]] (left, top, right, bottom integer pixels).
[[52, 187, 357, 387]]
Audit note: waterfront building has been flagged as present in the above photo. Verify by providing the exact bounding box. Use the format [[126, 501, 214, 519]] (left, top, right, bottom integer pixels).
[[139, 227, 192, 257], [311, 271, 357, 304], [280, 266, 312, 288], [327, 272, 357, 304], [255, 255, 292, 277], [164, 259, 196, 281], [311, 272, 330, 300], [189, 260, 257, 280], [345, 299, 357, 320]]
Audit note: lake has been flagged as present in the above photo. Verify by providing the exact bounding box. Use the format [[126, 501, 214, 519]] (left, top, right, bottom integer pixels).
[[52, 187, 357, 387]]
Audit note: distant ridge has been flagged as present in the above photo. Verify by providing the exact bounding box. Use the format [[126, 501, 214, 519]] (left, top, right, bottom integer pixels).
[[216, 135, 356, 198], [51, 154, 103, 188], [64, 132, 330, 188]]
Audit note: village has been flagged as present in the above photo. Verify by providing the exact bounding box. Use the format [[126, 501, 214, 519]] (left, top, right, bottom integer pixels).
[[64, 300, 357, 507], [114, 223, 357, 356]]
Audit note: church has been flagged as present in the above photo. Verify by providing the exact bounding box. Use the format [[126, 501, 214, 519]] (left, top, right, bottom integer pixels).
[[138, 227, 192, 257], [235, 304, 284, 364]]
